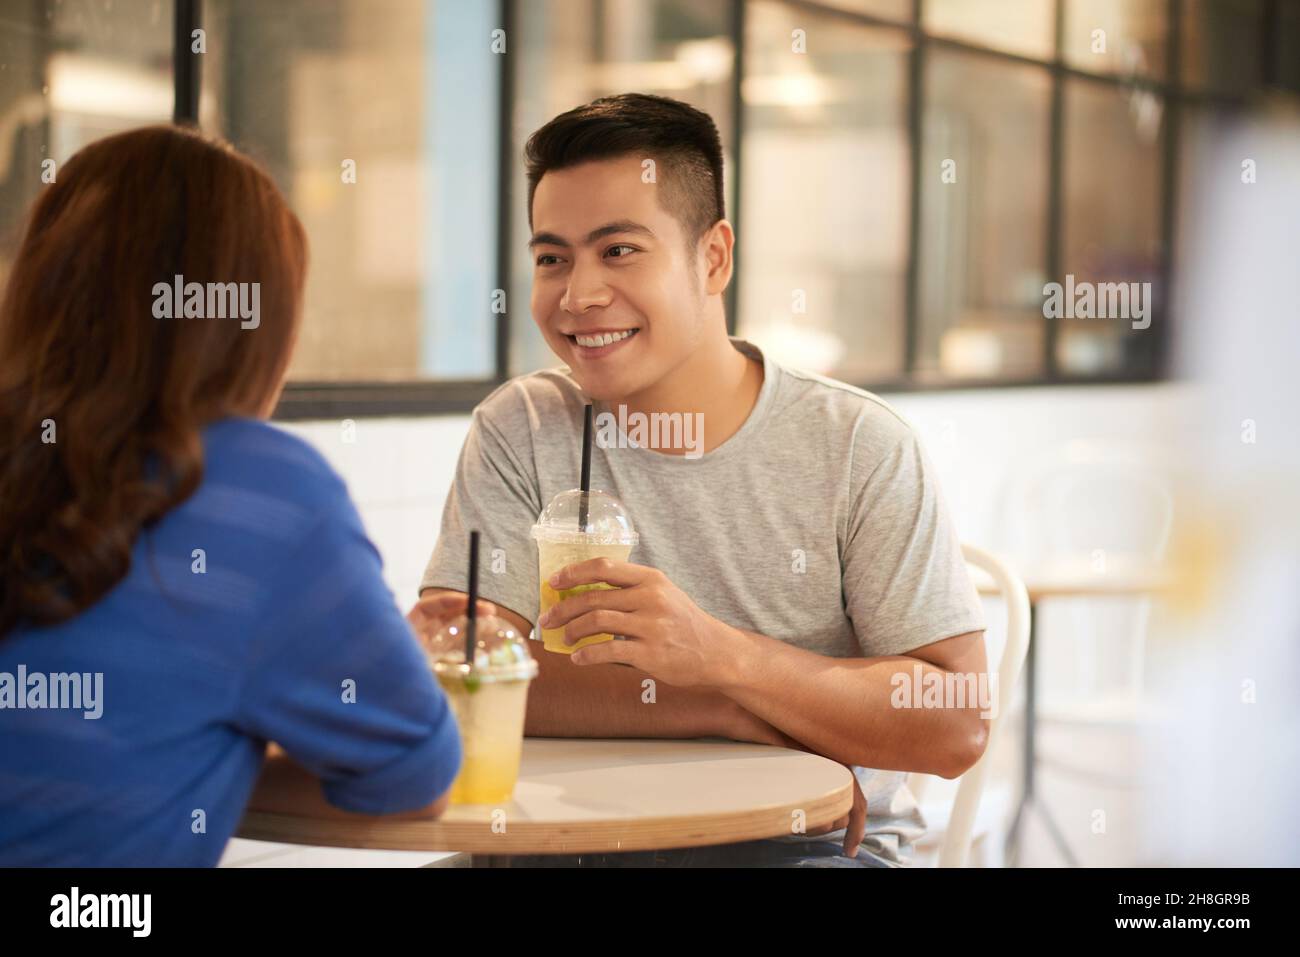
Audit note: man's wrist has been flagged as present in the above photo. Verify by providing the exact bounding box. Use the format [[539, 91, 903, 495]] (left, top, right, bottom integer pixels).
[[705, 619, 755, 693]]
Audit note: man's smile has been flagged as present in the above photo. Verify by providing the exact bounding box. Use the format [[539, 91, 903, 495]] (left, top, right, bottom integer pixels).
[[564, 327, 641, 357]]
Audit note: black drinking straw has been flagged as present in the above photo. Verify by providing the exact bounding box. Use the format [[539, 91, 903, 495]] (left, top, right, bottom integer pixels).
[[578, 403, 593, 530], [465, 531, 480, 670]]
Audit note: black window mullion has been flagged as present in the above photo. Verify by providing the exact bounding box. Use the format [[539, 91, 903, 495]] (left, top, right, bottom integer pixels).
[[727, 0, 746, 338], [1043, 0, 1066, 381], [1154, 0, 1181, 380], [1262, 0, 1279, 88], [495, 0, 517, 384], [172, 0, 202, 126], [902, 0, 924, 377]]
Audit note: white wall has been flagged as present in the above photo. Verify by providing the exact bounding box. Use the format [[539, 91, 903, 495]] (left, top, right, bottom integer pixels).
[[283, 415, 471, 602]]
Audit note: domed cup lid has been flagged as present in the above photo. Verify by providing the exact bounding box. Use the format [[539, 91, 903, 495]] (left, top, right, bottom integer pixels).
[[529, 488, 638, 546], [422, 613, 538, 685]]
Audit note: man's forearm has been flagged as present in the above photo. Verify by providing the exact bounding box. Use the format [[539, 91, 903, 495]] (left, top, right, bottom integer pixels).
[[524, 644, 740, 740], [496, 583, 984, 774], [712, 627, 989, 778], [524, 629, 986, 777]]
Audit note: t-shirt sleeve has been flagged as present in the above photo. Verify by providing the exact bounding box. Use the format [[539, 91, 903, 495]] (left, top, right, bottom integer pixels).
[[420, 406, 543, 628], [235, 484, 462, 815], [842, 424, 985, 658]]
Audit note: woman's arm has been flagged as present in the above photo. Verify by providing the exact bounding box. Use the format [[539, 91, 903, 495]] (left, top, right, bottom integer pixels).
[[234, 489, 464, 820], [246, 743, 452, 821]]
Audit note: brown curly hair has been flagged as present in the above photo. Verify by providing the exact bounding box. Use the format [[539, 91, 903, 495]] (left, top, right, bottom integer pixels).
[[0, 125, 307, 636]]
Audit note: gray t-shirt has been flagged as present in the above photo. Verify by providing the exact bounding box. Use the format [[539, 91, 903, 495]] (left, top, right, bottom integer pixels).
[[421, 337, 984, 863]]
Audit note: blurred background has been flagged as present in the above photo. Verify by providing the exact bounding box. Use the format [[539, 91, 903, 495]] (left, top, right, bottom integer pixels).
[[1, 0, 1297, 867]]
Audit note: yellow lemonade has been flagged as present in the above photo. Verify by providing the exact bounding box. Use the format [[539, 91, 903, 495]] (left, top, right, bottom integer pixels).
[[435, 671, 530, 804], [536, 540, 633, 654]]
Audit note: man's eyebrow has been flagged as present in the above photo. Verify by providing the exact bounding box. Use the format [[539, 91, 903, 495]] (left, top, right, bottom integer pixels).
[[527, 220, 655, 249], [527, 231, 568, 249], [584, 220, 655, 244]]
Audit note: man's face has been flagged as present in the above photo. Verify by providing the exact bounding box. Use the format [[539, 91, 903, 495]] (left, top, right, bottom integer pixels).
[[529, 154, 706, 401]]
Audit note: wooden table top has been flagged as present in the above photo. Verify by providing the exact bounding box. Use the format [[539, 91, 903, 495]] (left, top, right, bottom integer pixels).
[[237, 737, 855, 855]]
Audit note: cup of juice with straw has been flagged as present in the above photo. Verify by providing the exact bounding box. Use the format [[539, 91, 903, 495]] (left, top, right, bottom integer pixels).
[[421, 532, 537, 804], [530, 403, 639, 654], [531, 488, 638, 654]]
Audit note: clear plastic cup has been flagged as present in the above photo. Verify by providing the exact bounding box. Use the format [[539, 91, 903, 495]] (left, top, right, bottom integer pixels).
[[530, 488, 638, 655], [421, 614, 538, 804]]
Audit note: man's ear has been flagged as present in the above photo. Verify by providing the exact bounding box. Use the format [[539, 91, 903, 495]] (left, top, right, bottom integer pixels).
[[702, 219, 735, 296]]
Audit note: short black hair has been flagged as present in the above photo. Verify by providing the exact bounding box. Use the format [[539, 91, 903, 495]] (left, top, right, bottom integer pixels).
[[524, 92, 725, 247]]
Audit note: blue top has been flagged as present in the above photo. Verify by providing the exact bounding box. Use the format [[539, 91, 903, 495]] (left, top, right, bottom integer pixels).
[[0, 417, 462, 866]]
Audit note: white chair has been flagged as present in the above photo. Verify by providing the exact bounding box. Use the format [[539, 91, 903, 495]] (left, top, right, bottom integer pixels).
[[908, 544, 1030, 867], [998, 442, 1173, 733]]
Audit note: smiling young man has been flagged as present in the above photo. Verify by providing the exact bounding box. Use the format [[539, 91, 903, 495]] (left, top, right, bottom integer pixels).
[[415, 93, 988, 867]]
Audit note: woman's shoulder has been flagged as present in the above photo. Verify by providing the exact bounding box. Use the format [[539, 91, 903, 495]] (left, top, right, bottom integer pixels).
[[198, 416, 351, 514]]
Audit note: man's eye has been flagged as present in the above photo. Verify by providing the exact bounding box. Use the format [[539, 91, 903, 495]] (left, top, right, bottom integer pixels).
[[606, 245, 637, 258], [536, 254, 561, 266]]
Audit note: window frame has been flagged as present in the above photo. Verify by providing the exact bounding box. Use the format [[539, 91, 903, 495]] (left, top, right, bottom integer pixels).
[[164, 0, 1281, 420]]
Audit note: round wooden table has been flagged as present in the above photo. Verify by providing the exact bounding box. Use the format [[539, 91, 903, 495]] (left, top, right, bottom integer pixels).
[[237, 737, 854, 863]]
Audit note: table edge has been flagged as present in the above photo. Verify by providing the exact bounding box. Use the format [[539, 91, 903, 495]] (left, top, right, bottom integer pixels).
[[237, 775, 854, 854]]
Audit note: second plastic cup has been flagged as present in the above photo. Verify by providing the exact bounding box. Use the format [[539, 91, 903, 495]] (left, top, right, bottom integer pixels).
[[530, 488, 638, 655], [422, 614, 538, 804]]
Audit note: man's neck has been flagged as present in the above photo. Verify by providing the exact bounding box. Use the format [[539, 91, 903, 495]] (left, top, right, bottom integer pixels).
[[612, 332, 764, 455]]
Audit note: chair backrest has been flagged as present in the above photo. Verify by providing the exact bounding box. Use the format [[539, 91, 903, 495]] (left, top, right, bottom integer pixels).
[[999, 440, 1173, 701], [910, 544, 1031, 867], [999, 440, 1174, 567]]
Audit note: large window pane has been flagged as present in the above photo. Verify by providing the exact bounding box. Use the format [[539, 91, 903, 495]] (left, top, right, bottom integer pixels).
[[204, 0, 499, 382], [1063, 0, 1167, 80], [508, 0, 735, 376], [1059, 79, 1163, 377], [0, 0, 172, 279], [923, 0, 1055, 61], [1182, 0, 1264, 94], [917, 50, 1050, 382], [737, 1, 910, 383]]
